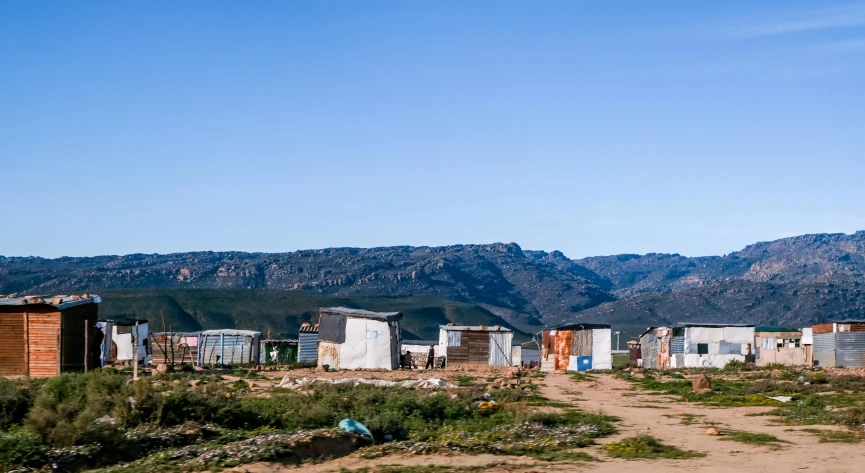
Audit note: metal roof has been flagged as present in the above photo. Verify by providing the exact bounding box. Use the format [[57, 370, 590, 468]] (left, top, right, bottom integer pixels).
[[321, 307, 403, 322], [755, 326, 801, 333], [439, 325, 513, 332], [402, 340, 438, 346], [200, 329, 261, 336], [0, 294, 101, 311], [825, 320, 865, 324], [673, 323, 754, 328], [552, 323, 611, 331]]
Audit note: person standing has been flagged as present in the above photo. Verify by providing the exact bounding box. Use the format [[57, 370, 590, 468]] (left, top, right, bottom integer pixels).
[[425, 344, 435, 369]]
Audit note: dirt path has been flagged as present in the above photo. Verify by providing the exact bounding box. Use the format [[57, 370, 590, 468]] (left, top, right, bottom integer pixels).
[[232, 372, 865, 472], [541, 372, 865, 473]]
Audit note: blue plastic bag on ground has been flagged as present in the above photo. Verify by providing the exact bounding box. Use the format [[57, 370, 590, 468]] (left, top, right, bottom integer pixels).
[[339, 418, 373, 439]]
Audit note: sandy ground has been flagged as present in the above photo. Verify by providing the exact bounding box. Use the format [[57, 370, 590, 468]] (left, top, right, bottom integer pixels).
[[230, 370, 865, 473]]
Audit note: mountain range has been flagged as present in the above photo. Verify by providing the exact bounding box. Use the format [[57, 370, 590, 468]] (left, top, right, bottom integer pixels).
[[3, 231, 865, 334]]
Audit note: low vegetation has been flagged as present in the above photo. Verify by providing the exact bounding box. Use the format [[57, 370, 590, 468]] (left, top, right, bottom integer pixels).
[[603, 435, 704, 459], [0, 368, 616, 472], [720, 430, 790, 447], [624, 366, 865, 434]]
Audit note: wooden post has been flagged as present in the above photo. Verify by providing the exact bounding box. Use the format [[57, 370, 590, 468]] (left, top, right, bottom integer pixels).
[[84, 320, 89, 372], [133, 320, 140, 381]]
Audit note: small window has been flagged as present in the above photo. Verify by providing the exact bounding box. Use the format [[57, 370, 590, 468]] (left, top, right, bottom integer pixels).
[[697, 343, 709, 355]]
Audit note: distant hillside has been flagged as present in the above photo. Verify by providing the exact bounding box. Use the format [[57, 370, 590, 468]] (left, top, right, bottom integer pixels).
[[570, 280, 865, 327], [5, 232, 865, 334], [0, 243, 613, 327], [98, 289, 528, 341], [577, 232, 865, 297]]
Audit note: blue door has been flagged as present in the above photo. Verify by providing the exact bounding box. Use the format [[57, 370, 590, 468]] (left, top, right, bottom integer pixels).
[[577, 356, 593, 371]]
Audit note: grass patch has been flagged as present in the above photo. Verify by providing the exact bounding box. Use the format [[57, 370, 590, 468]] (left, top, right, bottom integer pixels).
[[720, 430, 790, 447], [341, 464, 518, 473], [625, 405, 670, 409], [453, 375, 475, 386], [677, 414, 707, 425], [570, 372, 596, 382], [604, 435, 704, 459], [528, 449, 598, 462], [801, 428, 863, 443]]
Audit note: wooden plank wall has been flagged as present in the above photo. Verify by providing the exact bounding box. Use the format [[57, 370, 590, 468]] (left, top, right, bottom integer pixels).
[[28, 310, 61, 377], [0, 312, 27, 375], [60, 304, 99, 372]]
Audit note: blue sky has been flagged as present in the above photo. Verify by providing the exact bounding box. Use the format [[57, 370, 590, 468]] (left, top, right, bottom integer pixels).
[[1, 1, 864, 259]]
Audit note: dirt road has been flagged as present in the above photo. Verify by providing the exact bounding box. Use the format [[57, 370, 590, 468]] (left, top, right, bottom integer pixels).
[[540, 372, 865, 473], [232, 372, 865, 472]]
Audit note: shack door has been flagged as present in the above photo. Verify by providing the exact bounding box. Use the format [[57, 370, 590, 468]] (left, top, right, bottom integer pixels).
[[0, 313, 27, 375]]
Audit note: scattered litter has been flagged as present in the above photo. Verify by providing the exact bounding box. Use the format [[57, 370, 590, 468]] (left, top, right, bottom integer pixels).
[[764, 395, 792, 403], [276, 376, 456, 389], [797, 376, 805, 383], [339, 419, 373, 439]]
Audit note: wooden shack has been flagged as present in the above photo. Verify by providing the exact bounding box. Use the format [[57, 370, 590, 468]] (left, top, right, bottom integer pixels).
[[0, 294, 101, 377], [438, 325, 513, 367]]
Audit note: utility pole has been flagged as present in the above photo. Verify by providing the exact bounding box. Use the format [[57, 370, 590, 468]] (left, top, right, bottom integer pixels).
[[614, 331, 622, 352]]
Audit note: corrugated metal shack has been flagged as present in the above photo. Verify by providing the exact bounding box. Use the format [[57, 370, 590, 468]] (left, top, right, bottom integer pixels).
[[317, 307, 403, 370], [198, 330, 261, 366], [98, 319, 149, 366], [812, 321, 865, 368], [298, 323, 319, 363], [261, 339, 298, 365], [0, 294, 101, 377], [639, 327, 672, 370], [665, 323, 755, 369], [755, 327, 811, 366], [151, 332, 199, 366], [541, 323, 612, 372], [438, 325, 514, 367]]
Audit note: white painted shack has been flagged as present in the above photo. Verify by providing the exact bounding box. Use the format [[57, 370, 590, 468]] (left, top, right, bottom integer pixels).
[[298, 323, 319, 363], [317, 307, 403, 370], [98, 320, 149, 365], [438, 325, 513, 367], [541, 323, 612, 372], [198, 330, 261, 366], [666, 323, 755, 369]]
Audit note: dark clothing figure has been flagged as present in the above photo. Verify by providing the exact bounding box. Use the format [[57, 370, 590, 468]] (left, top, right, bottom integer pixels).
[[91, 328, 105, 366], [425, 345, 435, 369]]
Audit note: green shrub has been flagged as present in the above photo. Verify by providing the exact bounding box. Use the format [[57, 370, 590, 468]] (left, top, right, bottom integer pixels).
[[0, 377, 43, 430], [0, 430, 48, 471], [604, 435, 704, 459]]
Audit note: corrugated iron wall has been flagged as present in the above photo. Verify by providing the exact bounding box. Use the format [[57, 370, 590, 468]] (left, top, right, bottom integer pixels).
[[572, 330, 593, 357], [298, 332, 319, 363], [489, 331, 513, 367], [836, 332, 865, 368], [640, 333, 658, 369], [812, 333, 837, 367], [199, 333, 260, 365], [671, 336, 684, 354]]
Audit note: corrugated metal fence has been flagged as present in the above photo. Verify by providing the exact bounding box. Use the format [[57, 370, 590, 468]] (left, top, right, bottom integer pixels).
[[836, 332, 865, 368], [812, 333, 836, 368], [199, 333, 260, 365], [489, 331, 513, 367], [298, 332, 319, 363]]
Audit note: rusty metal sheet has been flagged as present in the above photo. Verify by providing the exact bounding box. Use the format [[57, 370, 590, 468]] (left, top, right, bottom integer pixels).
[[812, 324, 835, 335], [318, 341, 340, 369], [554, 330, 573, 371]]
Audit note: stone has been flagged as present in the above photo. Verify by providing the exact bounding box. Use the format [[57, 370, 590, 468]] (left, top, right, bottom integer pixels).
[[188, 379, 202, 388], [156, 363, 169, 374], [493, 378, 505, 385], [706, 427, 720, 436], [692, 374, 712, 393]]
